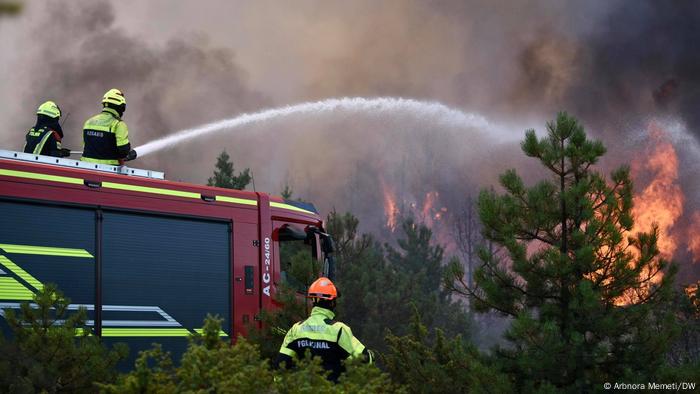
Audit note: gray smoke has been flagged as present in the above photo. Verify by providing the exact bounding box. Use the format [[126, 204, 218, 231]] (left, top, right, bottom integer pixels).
[[0, 0, 267, 179], [560, 1, 700, 135]]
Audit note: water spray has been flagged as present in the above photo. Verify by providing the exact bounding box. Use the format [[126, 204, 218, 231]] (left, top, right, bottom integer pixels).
[[134, 97, 500, 157]]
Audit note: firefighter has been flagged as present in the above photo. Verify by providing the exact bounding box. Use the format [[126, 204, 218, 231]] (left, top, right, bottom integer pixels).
[[81, 88, 137, 165], [24, 101, 71, 157], [275, 277, 373, 382]]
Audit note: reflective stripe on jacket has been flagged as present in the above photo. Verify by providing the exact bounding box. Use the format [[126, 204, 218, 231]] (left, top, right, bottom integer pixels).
[[277, 306, 371, 381], [24, 126, 62, 157], [81, 107, 130, 165]]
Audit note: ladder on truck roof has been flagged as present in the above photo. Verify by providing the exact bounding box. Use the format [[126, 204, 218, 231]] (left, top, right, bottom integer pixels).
[[0, 149, 165, 180]]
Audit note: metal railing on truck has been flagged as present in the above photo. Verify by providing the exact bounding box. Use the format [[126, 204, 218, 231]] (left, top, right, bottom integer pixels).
[[0, 149, 164, 180]]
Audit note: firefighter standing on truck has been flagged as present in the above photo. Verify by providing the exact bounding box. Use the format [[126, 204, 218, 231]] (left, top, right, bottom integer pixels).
[[24, 101, 71, 157], [275, 277, 373, 382], [81, 88, 137, 165]]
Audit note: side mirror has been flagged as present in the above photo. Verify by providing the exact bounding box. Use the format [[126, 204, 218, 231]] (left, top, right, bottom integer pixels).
[[320, 234, 335, 254], [305, 226, 336, 280], [305, 226, 335, 254]]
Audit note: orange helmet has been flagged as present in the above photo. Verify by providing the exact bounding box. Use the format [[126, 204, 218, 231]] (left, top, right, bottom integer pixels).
[[307, 277, 338, 300]]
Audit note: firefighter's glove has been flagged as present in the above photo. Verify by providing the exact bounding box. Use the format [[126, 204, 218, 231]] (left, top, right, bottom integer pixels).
[[60, 148, 71, 157], [125, 149, 137, 161]]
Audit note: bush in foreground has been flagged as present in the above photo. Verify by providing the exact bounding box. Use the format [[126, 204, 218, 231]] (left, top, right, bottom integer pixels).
[[0, 284, 127, 393], [101, 315, 401, 393]]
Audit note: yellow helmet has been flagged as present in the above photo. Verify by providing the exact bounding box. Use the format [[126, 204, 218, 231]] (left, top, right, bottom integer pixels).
[[36, 101, 61, 118], [102, 88, 126, 106]]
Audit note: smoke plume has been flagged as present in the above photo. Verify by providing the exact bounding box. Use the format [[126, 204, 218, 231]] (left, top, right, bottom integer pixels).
[[0, 0, 268, 179]]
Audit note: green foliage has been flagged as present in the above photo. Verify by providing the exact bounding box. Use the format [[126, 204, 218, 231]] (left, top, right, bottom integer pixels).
[[247, 284, 309, 360], [448, 112, 679, 391], [101, 316, 272, 393], [207, 150, 251, 190], [103, 315, 398, 393], [274, 351, 403, 393], [278, 183, 312, 205], [384, 310, 511, 394], [650, 285, 699, 391], [327, 211, 471, 353], [326, 209, 403, 352], [335, 358, 405, 393], [0, 1, 22, 16], [384, 219, 470, 336], [324, 210, 374, 282], [0, 284, 127, 393], [655, 359, 700, 385], [281, 184, 293, 199], [667, 282, 700, 366]]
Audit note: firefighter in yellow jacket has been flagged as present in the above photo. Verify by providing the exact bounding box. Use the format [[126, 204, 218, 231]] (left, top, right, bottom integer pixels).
[[24, 101, 71, 157], [275, 277, 373, 382], [81, 89, 137, 165]]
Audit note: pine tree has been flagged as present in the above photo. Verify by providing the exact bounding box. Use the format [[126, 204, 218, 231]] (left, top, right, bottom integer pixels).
[[327, 210, 393, 351], [384, 310, 511, 394], [326, 212, 471, 352], [0, 284, 127, 392], [384, 219, 470, 337], [0, 2, 23, 16], [207, 150, 251, 190], [281, 184, 293, 199], [447, 112, 678, 391], [666, 282, 700, 368]]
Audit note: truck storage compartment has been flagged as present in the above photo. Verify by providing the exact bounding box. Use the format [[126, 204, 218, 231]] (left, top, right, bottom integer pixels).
[[101, 211, 231, 363]]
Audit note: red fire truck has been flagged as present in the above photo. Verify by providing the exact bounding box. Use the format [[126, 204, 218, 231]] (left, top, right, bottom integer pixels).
[[0, 149, 334, 359]]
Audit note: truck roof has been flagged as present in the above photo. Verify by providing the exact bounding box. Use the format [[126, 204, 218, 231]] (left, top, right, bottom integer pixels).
[[0, 149, 319, 218]]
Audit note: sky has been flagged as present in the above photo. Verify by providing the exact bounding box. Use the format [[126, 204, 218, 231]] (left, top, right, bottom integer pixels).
[[1, 0, 699, 280]]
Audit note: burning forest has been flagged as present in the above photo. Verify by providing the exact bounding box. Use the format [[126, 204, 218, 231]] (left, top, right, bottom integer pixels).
[[1, 0, 699, 391]]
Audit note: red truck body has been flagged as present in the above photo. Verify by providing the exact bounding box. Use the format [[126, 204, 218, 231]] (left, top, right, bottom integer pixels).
[[0, 152, 325, 360]]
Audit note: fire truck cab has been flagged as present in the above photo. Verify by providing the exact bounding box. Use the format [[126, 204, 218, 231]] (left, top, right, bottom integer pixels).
[[0, 149, 333, 360]]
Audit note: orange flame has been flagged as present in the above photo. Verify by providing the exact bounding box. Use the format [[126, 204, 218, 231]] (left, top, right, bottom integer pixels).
[[631, 123, 684, 259], [422, 191, 438, 217], [421, 191, 439, 227], [377, 180, 453, 249], [688, 212, 700, 262], [686, 282, 700, 314], [418, 192, 455, 253], [380, 177, 399, 231], [612, 122, 685, 305]]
